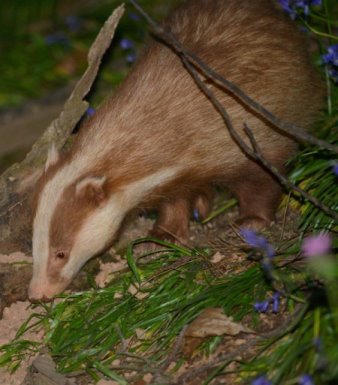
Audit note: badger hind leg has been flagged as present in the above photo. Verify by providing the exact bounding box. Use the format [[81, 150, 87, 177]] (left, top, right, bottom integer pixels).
[[231, 161, 284, 231]]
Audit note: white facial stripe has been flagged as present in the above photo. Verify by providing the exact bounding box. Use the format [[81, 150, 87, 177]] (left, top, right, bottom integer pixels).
[[32, 155, 90, 276], [61, 196, 123, 279], [123, 167, 181, 203], [62, 167, 180, 279]]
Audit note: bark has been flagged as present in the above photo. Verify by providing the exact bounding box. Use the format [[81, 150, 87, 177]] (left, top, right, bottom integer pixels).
[[0, 4, 125, 254]]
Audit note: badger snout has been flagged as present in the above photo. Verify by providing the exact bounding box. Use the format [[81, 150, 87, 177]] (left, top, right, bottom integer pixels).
[[28, 277, 68, 303]]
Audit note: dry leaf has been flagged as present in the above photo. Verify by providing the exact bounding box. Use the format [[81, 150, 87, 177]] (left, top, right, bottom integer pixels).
[[127, 284, 148, 300], [95, 257, 127, 288], [185, 307, 253, 338], [210, 252, 225, 263]]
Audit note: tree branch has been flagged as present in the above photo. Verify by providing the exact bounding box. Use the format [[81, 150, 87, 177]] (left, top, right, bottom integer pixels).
[[0, 4, 125, 252], [131, 0, 338, 222], [131, 0, 338, 154]]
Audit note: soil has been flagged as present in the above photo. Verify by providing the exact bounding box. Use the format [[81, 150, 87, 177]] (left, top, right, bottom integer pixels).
[[0, 68, 300, 384], [0, 201, 300, 385]]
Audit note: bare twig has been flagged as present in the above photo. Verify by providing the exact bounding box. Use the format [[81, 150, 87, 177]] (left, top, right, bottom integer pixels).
[[0, 4, 125, 251], [243, 123, 338, 221], [160, 325, 188, 371], [174, 304, 307, 384], [131, 0, 337, 154], [279, 192, 291, 242], [131, 0, 337, 221], [185, 55, 337, 220]]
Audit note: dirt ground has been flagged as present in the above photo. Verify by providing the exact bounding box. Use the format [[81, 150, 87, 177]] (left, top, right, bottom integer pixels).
[[0, 80, 300, 385], [0, 202, 299, 385]]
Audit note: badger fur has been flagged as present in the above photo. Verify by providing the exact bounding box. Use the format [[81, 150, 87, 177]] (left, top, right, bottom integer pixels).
[[29, 0, 324, 300]]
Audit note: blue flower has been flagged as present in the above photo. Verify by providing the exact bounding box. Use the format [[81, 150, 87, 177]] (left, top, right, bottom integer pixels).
[[252, 375, 272, 385], [328, 68, 338, 82], [240, 229, 275, 258], [65, 15, 82, 32], [45, 32, 69, 46], [86, 107, 96, 118], [129, 12, 141, 21], [333, 163, 338, 176], [272, 292, 280, 313], [313, 337, 322, 350], [193, 208, 200, 221], [298, 374, 315, 385], [278, 0, 296, 18], [254, 292, 282, 314], [254, 300, 270, 313], [126, 52, 137, 63], [278, 0, 322, 18], [322, 45, 338, 66], [119, 38, 134, 50], [322, 45, 338, 82]]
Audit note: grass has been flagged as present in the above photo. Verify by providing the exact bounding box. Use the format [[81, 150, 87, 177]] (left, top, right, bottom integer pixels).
[[0, 0, 337, 384], [0, 0, 175, 109], [0, 242, 269, 381]]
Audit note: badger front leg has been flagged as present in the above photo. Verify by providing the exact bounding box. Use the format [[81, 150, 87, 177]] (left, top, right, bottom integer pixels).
[[149, 189, 214, 245], [150, 197, 191, 244]]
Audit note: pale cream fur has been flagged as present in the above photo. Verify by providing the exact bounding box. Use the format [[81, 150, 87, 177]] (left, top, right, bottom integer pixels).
[[62, 167, 181, 279], [30, 165, 180, 296]]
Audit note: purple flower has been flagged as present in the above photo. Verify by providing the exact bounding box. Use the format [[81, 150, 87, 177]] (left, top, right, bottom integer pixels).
[[301, 233, 332, 257], [126, 52, 137, 63], [299, 374, 315, 385], [322, 45, 338, 82], [322, 45, 338, 66], [129, 12, 141, 21], [254, 300, 270, 313], [313, 337, 322, 350], [45, 32, 69, 46], [328, 67, 338, 83], [65, 15, 82, 32], [272, 292, 280, 313], [86, 107, 96, 118], [119, 38, 134, 50], [252, 375, 272, 385], [193, 208, 200, 221], [332, 163, 338, 176], [240, 229, 275, 258], [278, 0, 322, 18], [254, 292, 282, 314], [278, 0, 297, 18]]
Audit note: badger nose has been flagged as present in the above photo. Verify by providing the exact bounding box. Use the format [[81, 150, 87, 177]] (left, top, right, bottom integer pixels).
[[28, 280, 54, 303], [28, 295, 53, 303]]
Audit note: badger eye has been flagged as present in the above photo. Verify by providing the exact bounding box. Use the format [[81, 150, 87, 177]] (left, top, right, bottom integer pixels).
[[55, 251, 66, 260]]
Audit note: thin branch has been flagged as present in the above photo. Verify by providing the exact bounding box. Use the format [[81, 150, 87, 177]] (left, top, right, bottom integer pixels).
[[175, 304, 307, 385], [243, 123, 338, 221], [131, 0, 337, 221], [131, 0, 338, 154], [160, 325, 187, 371], [184, 55, 337, 220]]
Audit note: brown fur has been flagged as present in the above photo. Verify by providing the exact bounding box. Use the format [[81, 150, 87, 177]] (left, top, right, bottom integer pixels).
[[37, 0, 324, 250]]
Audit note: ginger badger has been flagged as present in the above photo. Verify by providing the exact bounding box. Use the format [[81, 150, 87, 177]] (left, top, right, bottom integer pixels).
[[29, 0, 324, 300]]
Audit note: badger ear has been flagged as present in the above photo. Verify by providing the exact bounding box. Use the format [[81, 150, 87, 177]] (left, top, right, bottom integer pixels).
[[75, 176, 107, 205], [45, 143, 60, 171]]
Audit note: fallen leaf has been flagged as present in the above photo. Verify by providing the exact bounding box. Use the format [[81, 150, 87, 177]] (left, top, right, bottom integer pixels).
[[95, 257, 127, 288], [127, 284, 148, 300], [210, 252, 225, 263], [185, 308, 253, 338]]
